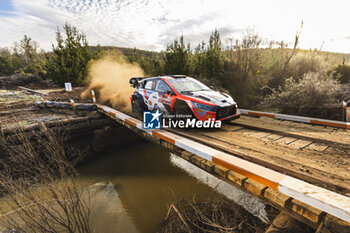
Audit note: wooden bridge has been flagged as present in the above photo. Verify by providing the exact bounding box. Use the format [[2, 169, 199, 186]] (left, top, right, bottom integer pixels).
[[36, 98, 350, 233]]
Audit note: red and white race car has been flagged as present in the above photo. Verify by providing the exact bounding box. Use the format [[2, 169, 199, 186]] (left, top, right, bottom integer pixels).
[[130, 75, 240, 121]]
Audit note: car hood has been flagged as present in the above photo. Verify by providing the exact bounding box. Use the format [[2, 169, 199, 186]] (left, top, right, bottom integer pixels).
[[185, 90, 236, 106]]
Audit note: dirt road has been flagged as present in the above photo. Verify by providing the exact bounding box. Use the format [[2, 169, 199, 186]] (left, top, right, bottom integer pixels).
[[171, 115, 350, 195]]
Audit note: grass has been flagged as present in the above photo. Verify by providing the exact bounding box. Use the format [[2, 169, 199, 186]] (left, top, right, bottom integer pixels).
[[0, 90, 42, 104]]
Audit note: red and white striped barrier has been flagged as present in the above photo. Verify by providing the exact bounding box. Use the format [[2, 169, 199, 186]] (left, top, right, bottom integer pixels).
[[96, 104, 350, 223], [240, 109, 350, 129], [91, 90, 96, 104]]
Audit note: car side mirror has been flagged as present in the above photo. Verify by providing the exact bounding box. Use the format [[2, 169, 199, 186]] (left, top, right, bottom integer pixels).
[[209, 86, 214, 89], [129, 78, 139, 88]]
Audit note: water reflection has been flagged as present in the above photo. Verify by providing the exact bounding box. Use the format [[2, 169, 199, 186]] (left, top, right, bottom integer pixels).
[[78, 142, 267, 233], [170, 154, 268, 222], [89, 183, 139, 233]]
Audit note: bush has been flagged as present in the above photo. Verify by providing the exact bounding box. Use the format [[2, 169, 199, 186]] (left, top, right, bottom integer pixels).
[[262, 72, 343, 119], [285, 54, 323, 80], [0, 55, 21, 76], [0, 126, 91, 233], [331, 64, 350, 83], [159, 195, 266, 233]]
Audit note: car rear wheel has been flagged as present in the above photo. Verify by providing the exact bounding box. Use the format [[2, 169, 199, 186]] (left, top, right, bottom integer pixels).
[[132, 97, 142, 115]]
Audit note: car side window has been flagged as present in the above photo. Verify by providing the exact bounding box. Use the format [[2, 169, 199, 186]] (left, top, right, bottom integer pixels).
[[156, 80, 171, 93], [144, 80, 153, 89]]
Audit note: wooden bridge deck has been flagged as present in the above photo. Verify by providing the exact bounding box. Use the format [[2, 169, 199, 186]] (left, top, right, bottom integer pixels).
[[35, 100, 350, 232]]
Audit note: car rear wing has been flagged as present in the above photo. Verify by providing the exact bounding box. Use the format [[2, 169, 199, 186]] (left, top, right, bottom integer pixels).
[[129, 77, 145, 88]]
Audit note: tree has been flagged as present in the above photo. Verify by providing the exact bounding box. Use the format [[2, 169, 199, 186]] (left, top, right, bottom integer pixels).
[[0, 55, 21, 76], [203, 30, 224, 80], [45, 23, 92, 86], [268, 21, 303, 89], [8, 35, 46, 75], [235, 28, 262, 80], [223, 29, 264, 107], [280, 21, 303, 77], [14, 35, 38, 66], [163, 36, 193, 75], [192, 41, 206, 77]]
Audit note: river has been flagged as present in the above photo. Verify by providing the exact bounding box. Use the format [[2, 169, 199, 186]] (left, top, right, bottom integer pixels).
[[78, 141, 268, 233]]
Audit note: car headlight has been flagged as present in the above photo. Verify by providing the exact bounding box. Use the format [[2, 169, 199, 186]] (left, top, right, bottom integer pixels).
[[191, 101, 215, 111]]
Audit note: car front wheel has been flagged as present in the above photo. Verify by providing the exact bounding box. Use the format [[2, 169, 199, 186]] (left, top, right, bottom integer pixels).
[[174, 102, 194, 119]]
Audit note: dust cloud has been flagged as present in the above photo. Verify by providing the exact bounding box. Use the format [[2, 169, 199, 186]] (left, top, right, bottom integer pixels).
[[82, 53, 145, 112]]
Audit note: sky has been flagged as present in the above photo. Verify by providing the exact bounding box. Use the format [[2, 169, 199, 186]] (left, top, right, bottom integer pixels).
[[0, 0, 349, 53]]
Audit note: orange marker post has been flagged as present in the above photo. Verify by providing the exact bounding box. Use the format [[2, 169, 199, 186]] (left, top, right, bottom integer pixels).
[[91, 90, 96, 104], [70, 99, 76, 114], [40, 97, 46, 109]]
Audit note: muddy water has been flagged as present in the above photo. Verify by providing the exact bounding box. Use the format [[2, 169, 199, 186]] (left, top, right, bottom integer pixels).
[[78, 142, 268, 233]]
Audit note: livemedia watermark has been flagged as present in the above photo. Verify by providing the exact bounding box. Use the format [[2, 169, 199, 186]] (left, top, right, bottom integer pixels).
[[143, 110, 221, 129]]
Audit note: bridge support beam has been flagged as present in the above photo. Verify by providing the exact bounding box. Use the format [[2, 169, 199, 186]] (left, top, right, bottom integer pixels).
[[265, 212, 306, 233]]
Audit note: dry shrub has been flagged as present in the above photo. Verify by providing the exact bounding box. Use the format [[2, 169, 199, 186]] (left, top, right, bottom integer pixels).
[[262, 72, 344, 120], [159, 195, 266, 233], [331, 64, 350, 84], [286, 54, 324, 79], [0, 124, 91, 233]]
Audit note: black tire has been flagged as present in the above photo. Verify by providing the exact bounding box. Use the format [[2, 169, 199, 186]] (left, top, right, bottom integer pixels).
[[174, 102, 193, 119], [132, 97, 143, 115]]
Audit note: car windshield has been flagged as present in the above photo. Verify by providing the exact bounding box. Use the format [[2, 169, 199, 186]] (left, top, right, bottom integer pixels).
[[169, 78, 210, 93]]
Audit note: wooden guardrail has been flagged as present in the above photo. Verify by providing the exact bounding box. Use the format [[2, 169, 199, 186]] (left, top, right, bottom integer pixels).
[[240, 109, 350, 129]]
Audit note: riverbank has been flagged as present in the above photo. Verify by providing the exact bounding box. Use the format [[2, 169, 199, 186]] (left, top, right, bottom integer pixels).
[[0, 126, 279, 233]]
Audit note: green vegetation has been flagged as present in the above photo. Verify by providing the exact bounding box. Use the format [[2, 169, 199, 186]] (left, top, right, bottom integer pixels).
[[330, 63, 350, 84], [0, 35, 45, 76], [45, 23, 95, 86], [164, 35, 192, 75], [157, 29, 349, 114], [0, 51, 21, 76], [116, 47, 163, 75], [0, 23, 349, 119]]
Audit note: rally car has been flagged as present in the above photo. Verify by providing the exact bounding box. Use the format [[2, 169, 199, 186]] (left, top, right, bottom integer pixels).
[[129, 75, 241, 121]]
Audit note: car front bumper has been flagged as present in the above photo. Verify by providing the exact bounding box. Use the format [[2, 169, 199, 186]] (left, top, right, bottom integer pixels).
[[217, 110, 241, 121]]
